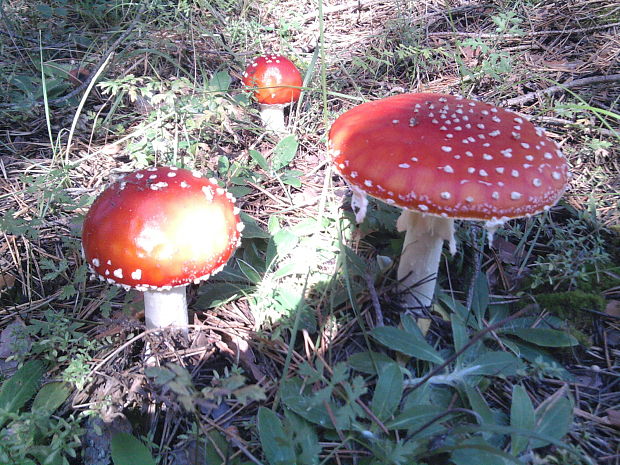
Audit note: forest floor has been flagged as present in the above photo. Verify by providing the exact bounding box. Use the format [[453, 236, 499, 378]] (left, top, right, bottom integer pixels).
[[0, 1, 619, 464]]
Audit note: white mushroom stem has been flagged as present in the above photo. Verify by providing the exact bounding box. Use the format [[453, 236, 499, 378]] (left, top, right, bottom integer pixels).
[[396, 210, 456, 309], [259, 103, 287, 132], [143, 286, 189, 335]]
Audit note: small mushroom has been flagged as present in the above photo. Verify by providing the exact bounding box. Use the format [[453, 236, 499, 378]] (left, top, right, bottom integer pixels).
[[241, 54, 302, 132], [328, 93, 570, 310], [82, 167, 243, 334]]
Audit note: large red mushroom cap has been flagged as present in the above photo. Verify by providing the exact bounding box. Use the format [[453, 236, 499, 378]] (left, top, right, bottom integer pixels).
[[82, 167, 243, 290], [328, 93, 570, 225], [242, 54, 302, 105]]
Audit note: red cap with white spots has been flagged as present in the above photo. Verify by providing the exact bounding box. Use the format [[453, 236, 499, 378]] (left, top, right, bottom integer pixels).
[[82, 167, 243, 291], [241, 54, 302, 105], [328, 93, 570, 226]]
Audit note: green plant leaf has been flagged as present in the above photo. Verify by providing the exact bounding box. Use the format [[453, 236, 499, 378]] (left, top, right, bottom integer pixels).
[[371, 326, 444, 364], [385, 404, 447, 431], [371, 362, 403, 421], [271, 135, 298, 171], [451, 314, 469, 367], [195, 281, 252, 308], [111, 432, 157, 465], [0, 359, 46, 426], [239, 212, 270, 239], [450, 438, 517, 465], [209, 70, 231, 91], [347, 351, 397, 375], [31, 381, 71, 414], [463, 383, 495, 426], [472, 273, 489, 325], [510, 384, 535, 456], [257, 407, 296, 465], [532, 392, 573, 449], [503, 328, 578, 347], [283, 410, 321, 465], [237, 259, 262, 284], [249, 149, 270, 172], [469, 351, 525, 377]]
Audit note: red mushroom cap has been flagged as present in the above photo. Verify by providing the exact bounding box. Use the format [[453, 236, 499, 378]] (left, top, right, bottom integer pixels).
[[242, 54, 302, 105], [82, 167, 243, 290], [328, 93, 570, 222]]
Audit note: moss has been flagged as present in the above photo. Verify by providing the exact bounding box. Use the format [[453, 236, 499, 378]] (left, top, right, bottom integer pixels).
[[532, 290, 606, 346]]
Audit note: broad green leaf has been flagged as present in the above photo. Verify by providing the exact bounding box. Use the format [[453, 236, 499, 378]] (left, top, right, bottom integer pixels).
[[450, 438, 516, 465], [472, 273, 489, 325], [237, 259, 262, 284], [209, 70, 231, 91], [257, 407, 296, 465], [202, 430, 232, 464], [502, 339, 573, 381], [510, 384, 535, 455], [249, 149, 270, 171], [195, 281, 252, 308], [503, 328, 578, 347], [371, 362, 403, 421], [271, 135, 298, 171], [32, 381, 71, 414], [239, 212, 270, 239], [451, 313, 468, 367], [401, 314, 425, 340], [283, 410, 321, 465], [385, 404, 446, 431], [532, 393, 573, 449], [437, 292, 470, 324], [0, 359, 46, 426], [469, 351, 525, 377], [110, 432, 157, 465], [347, 351, 397, 375], [272, 228, 299, 258], [463, 383, 495, 426], [272, 260, 307, 279], [281, 169, 303, 188], [280, 379, 332, 427], [371, 326, 444, 364], [280, 379, 346, 429]]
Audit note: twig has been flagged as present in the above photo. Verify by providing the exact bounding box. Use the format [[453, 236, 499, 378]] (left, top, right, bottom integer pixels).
[[428, 21, 620, 39], [301, 0, 376, 24], [365, 272, 384, 326], [503, 74, 620, 107]]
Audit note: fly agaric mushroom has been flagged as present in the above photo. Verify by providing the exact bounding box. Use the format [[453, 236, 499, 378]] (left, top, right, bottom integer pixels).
[[82, 167, 243, 333], [328, 93, 570, 309], [242, 54, 302, 132]]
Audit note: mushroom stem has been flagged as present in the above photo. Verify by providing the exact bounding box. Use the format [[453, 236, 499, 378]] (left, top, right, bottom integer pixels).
[[259, 103, 286, 132], [144, 287, 188, 334], [396, 210, 455, 309]]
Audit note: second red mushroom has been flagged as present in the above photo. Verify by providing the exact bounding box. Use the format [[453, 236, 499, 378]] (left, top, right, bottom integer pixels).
[[242, 54, 302, 132]]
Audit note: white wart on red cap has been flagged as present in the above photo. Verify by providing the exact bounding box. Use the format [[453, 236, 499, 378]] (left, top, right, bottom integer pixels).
[[82, 167, 243, 291], [328, 93, 571, 225]]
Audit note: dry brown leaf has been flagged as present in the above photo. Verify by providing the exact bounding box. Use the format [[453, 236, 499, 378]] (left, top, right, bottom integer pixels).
[[0, 273, 15, 291], [605, 300, 620, 318], [606, 409, 620, 428]]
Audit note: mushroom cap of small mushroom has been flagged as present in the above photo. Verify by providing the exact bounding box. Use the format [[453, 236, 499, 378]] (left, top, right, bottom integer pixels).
[[242, 54, 302, 106]]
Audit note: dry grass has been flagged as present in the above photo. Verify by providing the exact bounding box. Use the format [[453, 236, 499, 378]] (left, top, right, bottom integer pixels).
[[0, 0, 619, 463]]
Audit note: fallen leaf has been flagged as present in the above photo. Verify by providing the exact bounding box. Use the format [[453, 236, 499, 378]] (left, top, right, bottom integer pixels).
[[605, 300, 620, 318], [0, 322, 31, 377], [0, 273, 15, 292], [606, 409, 620, 428]]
